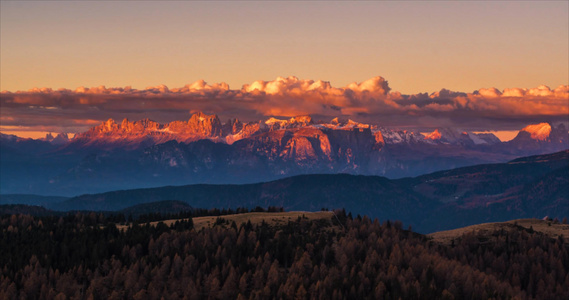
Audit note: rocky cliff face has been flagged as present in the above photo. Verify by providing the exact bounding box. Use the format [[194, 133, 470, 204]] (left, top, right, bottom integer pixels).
[[62, 114, 569, 173], [70, 113, 225, 149], [186, 112, 223, 137], [3, 113, 567, 195]]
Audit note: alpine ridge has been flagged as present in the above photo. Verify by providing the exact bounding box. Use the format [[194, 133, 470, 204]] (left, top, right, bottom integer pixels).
[[64, 112, 522, 150], [45, 150, 569, 233], [1, 112, 567, 195]]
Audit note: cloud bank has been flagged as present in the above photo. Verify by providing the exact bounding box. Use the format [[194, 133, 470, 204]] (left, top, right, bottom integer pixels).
[[1, 76, 567, 134]]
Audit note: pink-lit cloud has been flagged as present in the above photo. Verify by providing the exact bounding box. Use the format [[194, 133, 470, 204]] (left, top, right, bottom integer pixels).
[[1, 76, 568, 134]]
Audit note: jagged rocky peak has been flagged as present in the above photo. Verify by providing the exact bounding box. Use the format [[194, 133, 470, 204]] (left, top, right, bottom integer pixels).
[[86, 118, 161, 136], [120, 118, 131, 130], [136, 119, 160, 131], [320, 117, 370, 131], [43, 132, 55, 141], [265, 117, 286, 126], [186, 111, 223, 137], [424, 129, 442, 140], [76, 118, 118, 137], [103, 118, 119, 132], [346, 119, 362, 127], [223, 118, 244, 135], [373, 128, 423, 144], [64, 114, 567, 155], [188, 111, 219, 122], [120, 118, 161, 133], [40, 132, 70, 144], [53, 133, 70, 145], [289, 115, 313, 125], [421, 128, 497, 145], [265, 115, 313, 129], [226, 118, 242, 127]]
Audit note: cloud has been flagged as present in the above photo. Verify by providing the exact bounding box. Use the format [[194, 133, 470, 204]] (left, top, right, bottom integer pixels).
[[476, 87, 502, 98], [345, 76, 391, 94], [1, 77, 568, 134]]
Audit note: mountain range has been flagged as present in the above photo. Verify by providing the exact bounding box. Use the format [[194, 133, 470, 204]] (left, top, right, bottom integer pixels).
[[4, 149, 561, 233], [1, 112, 567, 196]]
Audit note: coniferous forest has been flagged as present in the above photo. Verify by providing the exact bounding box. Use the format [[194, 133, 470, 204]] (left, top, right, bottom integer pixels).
[[1, 209, 568, 300]]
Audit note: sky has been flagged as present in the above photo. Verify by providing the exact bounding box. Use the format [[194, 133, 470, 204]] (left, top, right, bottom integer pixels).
[[1, 1, 568, 139]]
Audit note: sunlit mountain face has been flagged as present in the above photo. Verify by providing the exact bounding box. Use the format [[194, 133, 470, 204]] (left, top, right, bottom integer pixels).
[[1, 76, 568, 196], [2, 2, 568, 299], [1, 110, 567, 196]]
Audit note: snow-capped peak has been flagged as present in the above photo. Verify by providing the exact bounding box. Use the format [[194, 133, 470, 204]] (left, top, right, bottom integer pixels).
[[265, 117, 287, 126], [264, 116, 313, 128], [521, 123, 551, 141]]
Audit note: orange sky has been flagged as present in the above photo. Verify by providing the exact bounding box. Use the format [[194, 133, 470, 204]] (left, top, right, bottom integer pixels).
[[0, 129, 74, 140], [1, 2, 567, 140], [1, 1, 567, 94]]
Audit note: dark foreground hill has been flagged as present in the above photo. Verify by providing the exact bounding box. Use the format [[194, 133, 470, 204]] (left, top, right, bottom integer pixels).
[[50, 150, 569, 233], [0, 204, 55, 217], [119, 200, 193, 219], [1, 211, 568, 299], [54, 174, 435, 230], [428, 218, 569, 245]]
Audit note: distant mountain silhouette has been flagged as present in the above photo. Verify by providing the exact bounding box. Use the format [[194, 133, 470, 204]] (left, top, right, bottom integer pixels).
[[45, 150, 568, 233], [119, 200, 193, 218]]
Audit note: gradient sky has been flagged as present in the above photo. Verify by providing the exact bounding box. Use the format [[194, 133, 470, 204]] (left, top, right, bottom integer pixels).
[[1, 1, 568, 140], [1, 1, 567, 94]]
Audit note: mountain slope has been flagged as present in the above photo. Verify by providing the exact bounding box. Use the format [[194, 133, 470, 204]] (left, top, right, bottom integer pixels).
[[53, 174, 436, 231], [51, 150, 569, 233], [0, 194, 69, 206], [119, 200, 193, 218], [428, 218, 569, 245], [1, 113, 567, 196], [409, 150, 569, 231]]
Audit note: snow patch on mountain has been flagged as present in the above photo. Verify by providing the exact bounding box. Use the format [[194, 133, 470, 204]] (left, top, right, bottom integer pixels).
[[379, 129, 424, 144]]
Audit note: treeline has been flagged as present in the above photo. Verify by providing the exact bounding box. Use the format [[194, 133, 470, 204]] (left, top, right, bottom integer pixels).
[[134, 206, 284, 223], [0, 204, 286, 224], [1, 211, 568, 299]]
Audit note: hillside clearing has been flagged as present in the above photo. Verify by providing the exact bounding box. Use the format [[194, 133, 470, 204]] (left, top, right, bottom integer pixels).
[[117, 211, 336, 231], [428, 218, 569, 245], [169, 211, 334, 230]]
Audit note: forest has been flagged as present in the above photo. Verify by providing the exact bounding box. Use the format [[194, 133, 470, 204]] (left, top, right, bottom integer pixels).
[[1, 208, 568, 299]]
